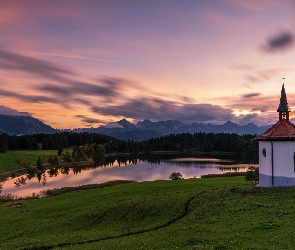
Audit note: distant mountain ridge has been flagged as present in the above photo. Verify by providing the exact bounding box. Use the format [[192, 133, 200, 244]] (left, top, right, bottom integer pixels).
[[72, 118, 272, 140], [0, 115, 271, 141]]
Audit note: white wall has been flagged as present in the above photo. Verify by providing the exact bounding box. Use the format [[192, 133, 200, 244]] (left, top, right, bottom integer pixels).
[[259, 141, 272, 176], [259, 140, 295, 186]]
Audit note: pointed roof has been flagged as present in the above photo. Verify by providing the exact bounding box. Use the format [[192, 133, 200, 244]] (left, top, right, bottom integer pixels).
[[277, 84, 290, 113], [258, 83, 295, 140], [258, 119, 295, 140]]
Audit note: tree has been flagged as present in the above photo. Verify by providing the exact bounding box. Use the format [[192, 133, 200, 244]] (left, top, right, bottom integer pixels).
[[93, 144, 106, 166], [245, 165, 259, 182], [169, 172, 183, 180], [0, 163, 4, 194], [42, 138, 49, 150], [36, 156, 43, 170], [72, 145, 88, 161], [48, 155, 59, 166], [0, 163, 3, 175], [0, 133, 8, 152], [57, 147, 64, 156], [61, 150, 73, 163]]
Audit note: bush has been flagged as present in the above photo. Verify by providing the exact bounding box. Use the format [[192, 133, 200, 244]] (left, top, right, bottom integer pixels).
[[169, 172, 183, 180], [61, 150, 73, 163], [0, 193, 19, 202], [245, 165, 259, 182]]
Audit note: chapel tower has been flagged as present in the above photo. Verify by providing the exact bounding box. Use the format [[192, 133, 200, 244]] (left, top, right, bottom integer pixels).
[[277, 84, 290, 121], [258, 83, 295, 187]]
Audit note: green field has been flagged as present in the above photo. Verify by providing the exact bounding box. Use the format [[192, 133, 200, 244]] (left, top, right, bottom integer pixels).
[[0, 149, 73, 172], [1, 176, 295, 249]]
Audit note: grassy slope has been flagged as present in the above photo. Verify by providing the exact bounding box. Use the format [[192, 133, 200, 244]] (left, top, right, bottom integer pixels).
[[1, 177, 295, 249]]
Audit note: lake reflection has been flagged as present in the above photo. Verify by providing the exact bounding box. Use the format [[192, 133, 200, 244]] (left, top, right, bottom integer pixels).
[[1, 155, 253, 197]]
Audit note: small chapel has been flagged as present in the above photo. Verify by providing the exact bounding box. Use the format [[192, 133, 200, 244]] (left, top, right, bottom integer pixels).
[[258, 83, 295, 187]]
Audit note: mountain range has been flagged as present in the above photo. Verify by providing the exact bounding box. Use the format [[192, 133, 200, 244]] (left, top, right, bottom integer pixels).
[[0, 115, 271, 141]]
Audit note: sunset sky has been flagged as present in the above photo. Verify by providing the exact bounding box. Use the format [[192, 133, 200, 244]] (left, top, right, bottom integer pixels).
[[0, 0, 295, 129]]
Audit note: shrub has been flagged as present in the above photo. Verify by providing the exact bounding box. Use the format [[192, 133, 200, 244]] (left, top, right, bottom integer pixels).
[[169, 172, 183, 180], [0, 193, 19, 202], [245, 165, 259, 182], [61, 150, 73, 163]]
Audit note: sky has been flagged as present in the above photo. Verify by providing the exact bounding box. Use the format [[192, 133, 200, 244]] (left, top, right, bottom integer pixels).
[[0, 0, 295, 129]]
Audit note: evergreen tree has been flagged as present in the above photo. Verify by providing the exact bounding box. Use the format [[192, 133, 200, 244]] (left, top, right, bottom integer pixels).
[[93, 144, 106, 166], [36, 156, 43, 170]]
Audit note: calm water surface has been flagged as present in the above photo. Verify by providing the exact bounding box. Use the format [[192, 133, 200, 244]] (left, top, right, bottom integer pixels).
[[1, 156, 254, 197]]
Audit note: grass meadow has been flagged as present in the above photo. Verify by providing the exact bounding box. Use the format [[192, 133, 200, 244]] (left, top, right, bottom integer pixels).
[[1, 176, 295, 249], [0, 149, 73, 172]]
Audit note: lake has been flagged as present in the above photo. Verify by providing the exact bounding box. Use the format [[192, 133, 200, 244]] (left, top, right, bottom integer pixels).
[[0, 154, 255, 197]]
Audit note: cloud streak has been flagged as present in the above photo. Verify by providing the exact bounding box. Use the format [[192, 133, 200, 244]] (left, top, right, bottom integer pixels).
[[75, 115, 104, 125], [0, 49, 131, 110], [0, 88, 58, 104], [263, 31, 294, 52], [242, 93, 261, 98], [39, 79, 120, 99], [0, 49, 73, 80], [3, 48, 140, 64], [92, 97, 234, 124]]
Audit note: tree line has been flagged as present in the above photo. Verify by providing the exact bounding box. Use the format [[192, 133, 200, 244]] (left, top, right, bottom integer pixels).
[[0, 132, 258, 158], [144, 133, 257, 155]]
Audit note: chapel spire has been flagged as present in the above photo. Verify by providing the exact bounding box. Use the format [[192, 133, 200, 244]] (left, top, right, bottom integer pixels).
[[277, 83, 291, 121]]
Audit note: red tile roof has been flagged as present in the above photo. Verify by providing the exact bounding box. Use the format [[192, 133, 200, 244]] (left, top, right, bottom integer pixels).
[[258, 119, 295, 140]]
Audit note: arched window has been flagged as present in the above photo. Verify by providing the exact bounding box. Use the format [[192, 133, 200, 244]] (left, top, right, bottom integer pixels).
[[262, 148, 266, 157]]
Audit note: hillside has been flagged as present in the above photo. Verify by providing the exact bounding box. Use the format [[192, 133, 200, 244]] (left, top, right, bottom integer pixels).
[[1, 177, 295, 249], [0, 115, 56, 135]]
